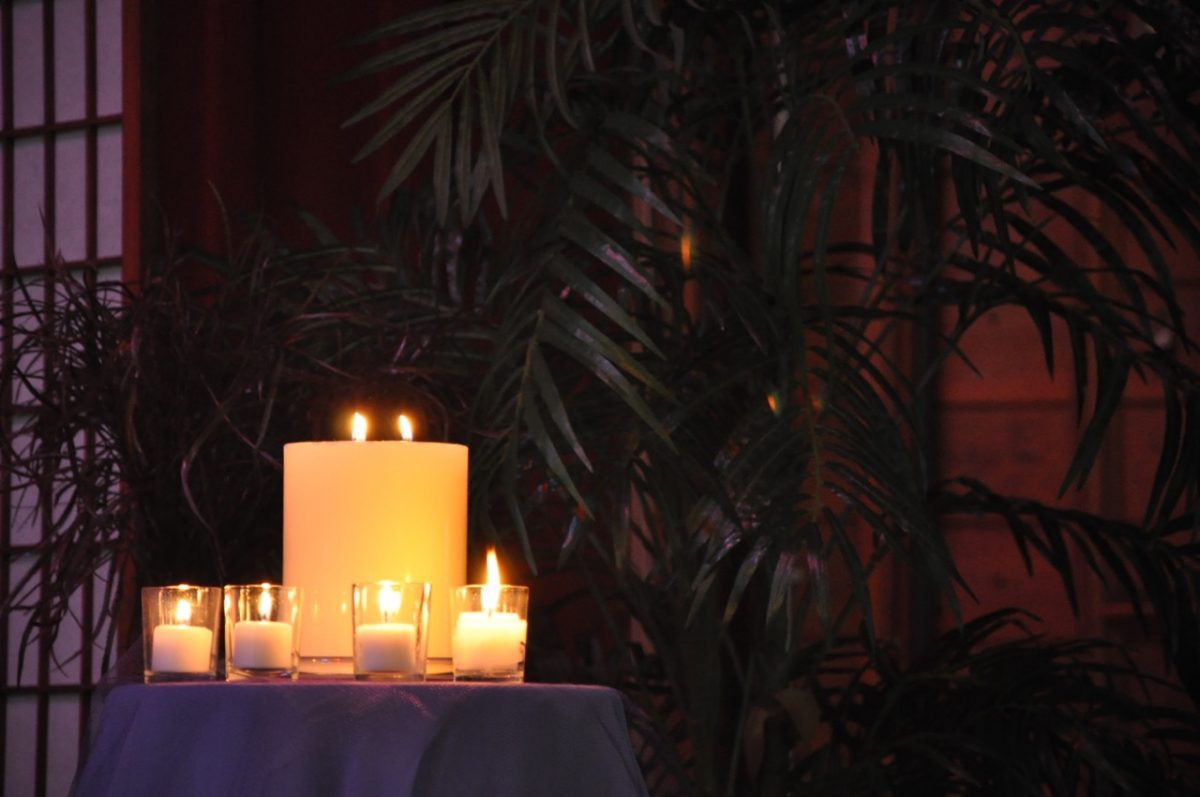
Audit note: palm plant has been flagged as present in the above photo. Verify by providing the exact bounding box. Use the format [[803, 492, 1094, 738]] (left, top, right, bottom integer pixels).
[[340, 0, 1200, 793], [4, 0, 1200, 793]]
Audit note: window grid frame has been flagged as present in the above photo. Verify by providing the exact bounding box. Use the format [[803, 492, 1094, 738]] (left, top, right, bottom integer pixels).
[[0, 1, 118, 795]]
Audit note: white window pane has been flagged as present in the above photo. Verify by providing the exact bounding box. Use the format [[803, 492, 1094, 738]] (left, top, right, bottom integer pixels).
[[6, 556, 41, 686], [96, 0, 122, 116], [95, 263, 126, 309], [7, 411, 36, 449], [9, 479, 43, 547], [96, 126, 121, 258], [95, 264, 122, 283], [50, 474, 80, 543], [7, 417, 43, 547], [55, 132, 88, 263], [3, 696, 37, 796], [14, 137, 46, 267], [10, 459, 82, 551], [50, 570, 113, 686], [54, 0, 87, 122], [9, 284, 45, 406], [50, 610, 83, 686], [12, 0, 44, 128], [90, 562, 117, 681], [48, 695, 81, 797]]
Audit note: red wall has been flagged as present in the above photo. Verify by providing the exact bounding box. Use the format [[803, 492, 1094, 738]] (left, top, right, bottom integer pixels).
[[130, 0, 424, 263]]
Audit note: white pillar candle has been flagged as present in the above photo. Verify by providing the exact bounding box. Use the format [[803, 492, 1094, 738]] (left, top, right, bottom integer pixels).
[[283, 419, 467, 665], [453, 612, 528, 672], [232, 621, 293, 670], [355, 623, 418, 673], [150, 625, 213, 673]]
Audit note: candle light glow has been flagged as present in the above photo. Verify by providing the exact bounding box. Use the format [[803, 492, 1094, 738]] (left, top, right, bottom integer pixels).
[[453, 550, 528, 679], [379, 582, 400, 619], [149, 589, 213, 675], [482, 549, 501, 614], [258, 584, 273, 620]]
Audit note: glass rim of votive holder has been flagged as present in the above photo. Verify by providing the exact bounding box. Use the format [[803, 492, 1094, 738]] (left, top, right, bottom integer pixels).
[[222, 582, 301, 600], [142, 585, 222, 683], [452, 584, 530, 611], [350, 576, 432, 595], [354, 579, 432, 596], [453, 578, 530, 597], [141, 583, 222, 597], [352, 580, 433, 598]]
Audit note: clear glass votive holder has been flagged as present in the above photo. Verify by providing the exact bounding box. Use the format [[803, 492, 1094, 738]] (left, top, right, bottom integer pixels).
[[223, 583, 302, 680], [142, 585, 221, 682], [451, 585, 529, 682], [352, 581, 430, 680]]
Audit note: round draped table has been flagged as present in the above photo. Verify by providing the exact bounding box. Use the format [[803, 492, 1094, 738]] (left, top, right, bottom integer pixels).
[[72, 681, 648, 797]]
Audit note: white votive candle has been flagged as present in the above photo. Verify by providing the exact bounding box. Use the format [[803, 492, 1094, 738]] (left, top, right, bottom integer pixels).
[[151, 624, 213, 673], [453, 612, 527, 672], [355, 623, 418, 673], [232, 621, 293, 670]]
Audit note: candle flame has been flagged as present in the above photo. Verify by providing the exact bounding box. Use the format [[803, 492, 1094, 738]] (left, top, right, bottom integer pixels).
[[351, 412, 368, 442], [398, 414, 414, 442], [378, 582, 401, 620], [482, 548, 501, 614], [258, 585, 273, 620], [680, 228, 694, 273], [175, 598, 193, 625]]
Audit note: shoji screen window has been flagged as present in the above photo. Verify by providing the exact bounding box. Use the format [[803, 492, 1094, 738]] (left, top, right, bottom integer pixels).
[[1, 1, 122, 795]]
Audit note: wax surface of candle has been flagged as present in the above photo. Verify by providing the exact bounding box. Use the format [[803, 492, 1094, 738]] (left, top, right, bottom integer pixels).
[[283, 440, 467, 662], [355, 623, 418, 672], [150, 625, 212, 673], [232, 621, 293, 669], [453, 612, 527, 671]]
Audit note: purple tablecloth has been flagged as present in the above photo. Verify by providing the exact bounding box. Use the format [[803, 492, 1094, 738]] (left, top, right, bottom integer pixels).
[[72, 682, 648, 796]]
